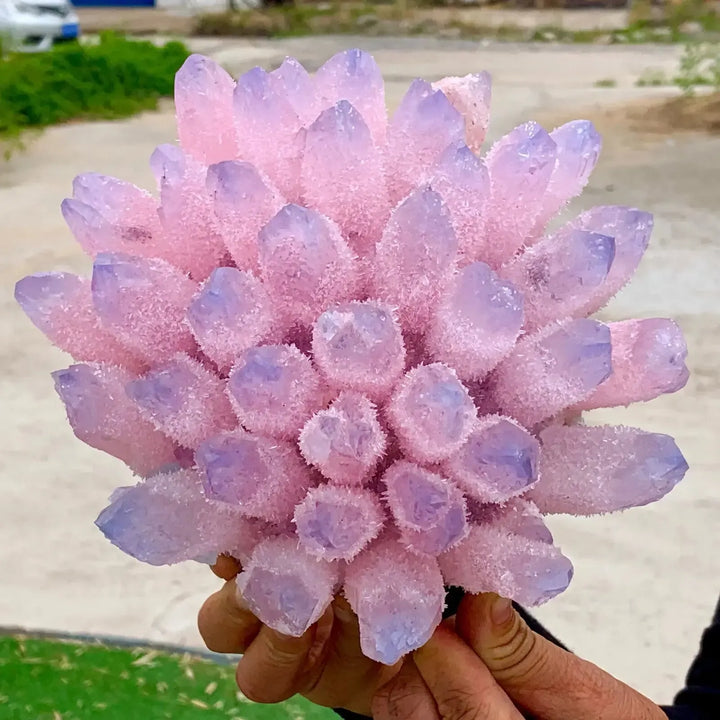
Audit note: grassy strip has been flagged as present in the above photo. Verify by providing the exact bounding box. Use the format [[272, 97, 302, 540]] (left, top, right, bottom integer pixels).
[[194, 0, 720, 42], [0, 633, 336, 719], [0, 33, 189, 155]]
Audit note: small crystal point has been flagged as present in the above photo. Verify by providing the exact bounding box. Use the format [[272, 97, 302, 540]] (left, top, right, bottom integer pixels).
[[344, 538, 445, 665], [207, 160, 283, 272], [302, 100, 389, 253], [91, 253, 197, 363], [299, 392, 386, 485], [386, 79, 465, 201], [492, 319, 612, 427], [314, 49, 386, 143], [570, 205, 653, 314], [388, 363, 477, 464], [439, 523, 574, 606], [383, 461, 468, 556], [578, 318, 689, 410], [484, 122, 558, 266], [531, 424, 688, 514], [234, 66, 302, 198], [294, 484, 385, 561], [52, 363, 175, 476], [531, 119, 602, 232], [15, 272, 82, 330], [127, 354, 235, 447], [187, 267, 274, 372], [501, 228, 616, 331], [428, 261, 524, 381], [312, 300, 405, 399], [150, 144, 186, 187], [96, 469, 253, 566], [237, 536, 339, 637], [269, 57, 318, 124], [445, 417, 540, 504], [258, 204, 358, 328], [196, 430, 310, 523], [433, 72, 492, 151], [175, 54, 238, 165], [430, 141, 490, 262], [374, 187, 458, 329], [228, 344, 324, 439]]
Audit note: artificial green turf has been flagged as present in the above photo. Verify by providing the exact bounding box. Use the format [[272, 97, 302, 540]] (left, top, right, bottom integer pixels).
[[0, 635, 336, 720]]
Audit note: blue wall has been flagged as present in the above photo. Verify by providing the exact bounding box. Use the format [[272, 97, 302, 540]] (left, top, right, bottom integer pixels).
[[72, 0, 155, 6]]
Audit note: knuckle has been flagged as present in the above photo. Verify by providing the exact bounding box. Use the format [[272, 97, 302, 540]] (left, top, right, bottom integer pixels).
[[491, 616, 554, 686], [437, 687, 491, 720]]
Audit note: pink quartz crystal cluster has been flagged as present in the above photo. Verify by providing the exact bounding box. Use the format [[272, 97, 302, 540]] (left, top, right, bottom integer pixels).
[[16, 50, 690, 665]]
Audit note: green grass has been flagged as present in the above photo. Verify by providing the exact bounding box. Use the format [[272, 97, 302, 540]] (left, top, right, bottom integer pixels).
[[0, 33, 189, 157], [0, 634, 336, 720]]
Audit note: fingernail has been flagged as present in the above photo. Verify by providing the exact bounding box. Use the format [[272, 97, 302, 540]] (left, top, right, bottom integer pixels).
[[490, 596, 513, 627]]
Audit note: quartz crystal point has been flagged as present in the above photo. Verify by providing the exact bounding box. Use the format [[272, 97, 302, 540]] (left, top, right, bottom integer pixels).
[[63, 174, 162, 259], [427, 262, 524, 381], [228, 344, 324, 439], [492, 318, 612, 427], [127, 354, 236, 448], [151, 146, 227, 279], [15, 272, 142, 371], [314, 49, 387, 144], [531, 424, 689, 514], [382, 461, 468, 556], [429, 141, 490, 263], [386, 80, 465, 202], [96, 469, 261, 565], [483, 122, 558, 267], [258, 204, 359, 329], [445, 416, 540, 504], [196, 429, 310, 523], [440, 522, 573, 606], [186, 267, 275, 373], [90, 252, 197, 364], [299, 392, 387, 484], [500, 228, 615, 332], [344, 537, 446, 665], [301, 101, 389, 254], [175, 55, 239, 165], [494, 498, 555, 544], [234, 67, 303, 200], [570, 206, 653, 314], [531, 120, 602, 234], [433, 72, 492, 152], [374, 187, 458, 329], [579, 319, 689, 410], [206, 161, 284, 272], [294, 484, 385, 561], [53, 363, 176, 476], [388, 363, 477, 464], [237, 536, 340, 637], [269, 57, 319, 126], [312, 300, 405, 400]]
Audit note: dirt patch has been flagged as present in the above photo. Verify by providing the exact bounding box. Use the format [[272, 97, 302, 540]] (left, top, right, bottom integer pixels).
[[599, 93, 720, 137]]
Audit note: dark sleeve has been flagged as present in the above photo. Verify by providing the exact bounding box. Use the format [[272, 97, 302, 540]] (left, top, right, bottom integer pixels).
[[661, 596, 720, 720]]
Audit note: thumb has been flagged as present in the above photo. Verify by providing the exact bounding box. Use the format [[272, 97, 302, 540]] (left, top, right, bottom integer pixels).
[[456, 593, 666, 720]]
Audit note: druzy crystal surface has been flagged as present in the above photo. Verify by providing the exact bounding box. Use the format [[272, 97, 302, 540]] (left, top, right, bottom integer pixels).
[[17, 49, 690, 666]]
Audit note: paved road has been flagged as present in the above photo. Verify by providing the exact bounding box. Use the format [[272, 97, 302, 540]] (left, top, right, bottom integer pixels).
[[1, 37, 718, 705]]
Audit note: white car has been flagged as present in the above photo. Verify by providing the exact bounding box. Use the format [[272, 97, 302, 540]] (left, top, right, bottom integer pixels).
[[0, 0, 79, 52]]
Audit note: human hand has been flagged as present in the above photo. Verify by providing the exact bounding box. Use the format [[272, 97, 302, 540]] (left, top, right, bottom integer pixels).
[[374, 592, 667, 720], [197, 555, 401, 716]]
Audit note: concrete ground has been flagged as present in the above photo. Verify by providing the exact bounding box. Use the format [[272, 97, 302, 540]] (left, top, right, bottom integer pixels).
[[1, 37, 718, 707]]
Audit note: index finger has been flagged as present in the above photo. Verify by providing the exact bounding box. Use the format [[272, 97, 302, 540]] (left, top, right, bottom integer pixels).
[[413, 624, 524, 720]]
